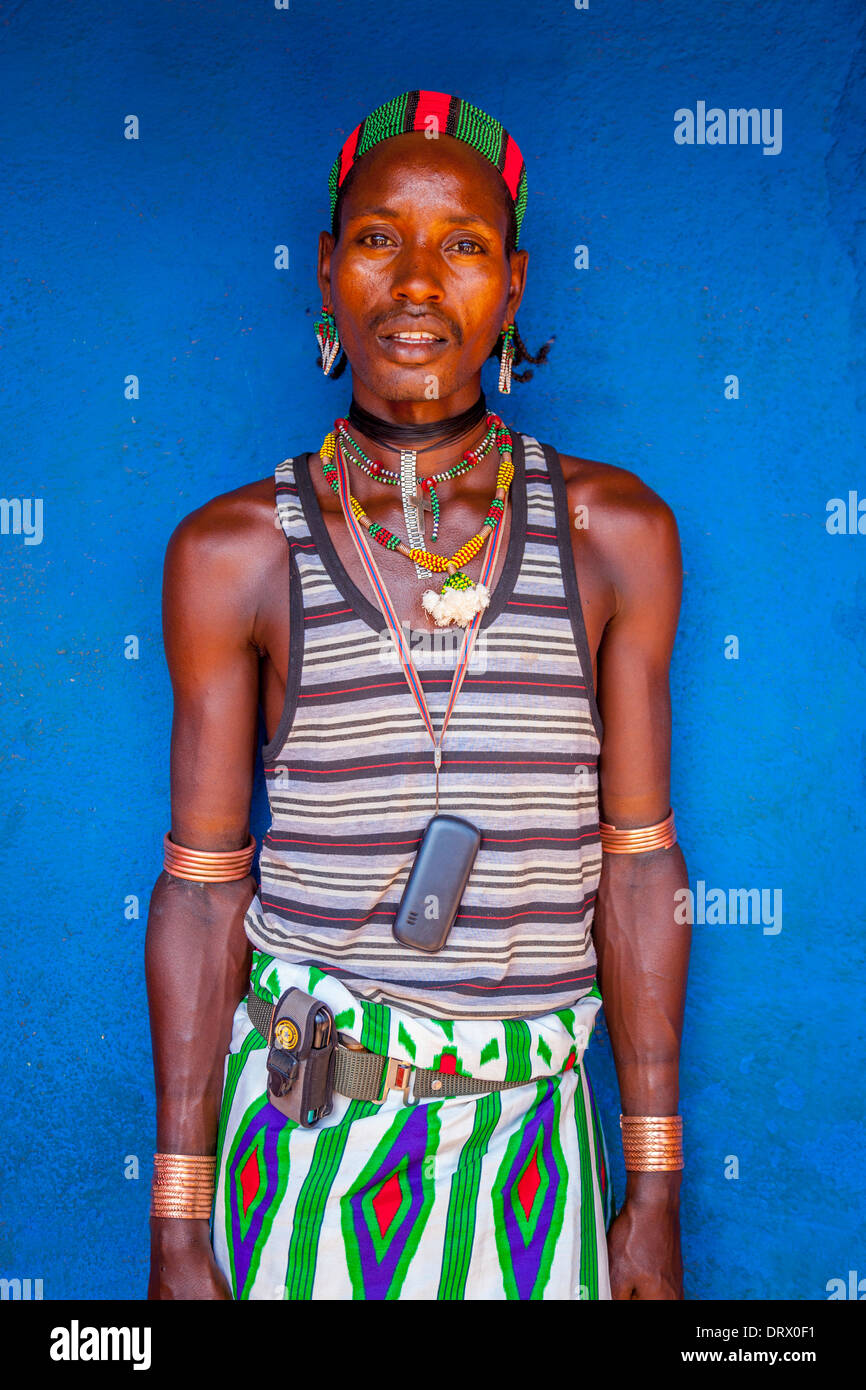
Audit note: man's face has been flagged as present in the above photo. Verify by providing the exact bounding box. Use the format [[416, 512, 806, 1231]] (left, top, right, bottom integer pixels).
[[318, 132, 528, 404]]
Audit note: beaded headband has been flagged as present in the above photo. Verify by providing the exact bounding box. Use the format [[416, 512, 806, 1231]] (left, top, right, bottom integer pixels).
[[328, 89, 528, 247]]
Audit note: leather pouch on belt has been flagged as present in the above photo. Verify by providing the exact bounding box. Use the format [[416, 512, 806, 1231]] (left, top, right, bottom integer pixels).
[[265, 988, 336, 1128]]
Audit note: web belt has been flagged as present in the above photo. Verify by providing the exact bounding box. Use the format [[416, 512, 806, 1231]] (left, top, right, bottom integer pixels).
[[247, 989, 531, 1104]]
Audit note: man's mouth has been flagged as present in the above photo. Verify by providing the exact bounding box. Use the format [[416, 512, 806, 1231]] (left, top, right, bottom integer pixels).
[[382, 330, 447, 342], [376, 325, 451, 362]]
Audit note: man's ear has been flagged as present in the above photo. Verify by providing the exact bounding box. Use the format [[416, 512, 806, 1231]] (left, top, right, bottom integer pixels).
[[317, 229, 335, 304], [507, 247, 529, 320]]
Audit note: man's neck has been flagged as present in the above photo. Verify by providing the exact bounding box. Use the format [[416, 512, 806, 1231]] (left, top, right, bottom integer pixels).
[[349, 377, 483, 428], [340, 382, 498, 478]]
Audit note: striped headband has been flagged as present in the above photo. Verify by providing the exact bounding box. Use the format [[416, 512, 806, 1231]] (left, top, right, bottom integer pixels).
[[328, 90, 528, 247]]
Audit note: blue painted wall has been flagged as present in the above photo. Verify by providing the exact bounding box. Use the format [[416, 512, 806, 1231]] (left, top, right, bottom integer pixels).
[[1, 0, 863, 1300]]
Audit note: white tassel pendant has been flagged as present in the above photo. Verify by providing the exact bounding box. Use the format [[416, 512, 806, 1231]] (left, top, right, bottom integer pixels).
[[421, 569, 491, 628], [316, 327, 340, 376], [314, 307, 340, 376]]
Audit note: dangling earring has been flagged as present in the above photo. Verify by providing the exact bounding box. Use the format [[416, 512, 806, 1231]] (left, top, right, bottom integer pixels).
[[315, 305, 340, 376], [498, 324, 515, 394]]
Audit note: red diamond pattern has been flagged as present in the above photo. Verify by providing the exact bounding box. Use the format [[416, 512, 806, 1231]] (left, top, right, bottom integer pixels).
[[516, 1149, 541, 1220], [371, 1169, 403, 1237], [239, 1147, 261, 1215]]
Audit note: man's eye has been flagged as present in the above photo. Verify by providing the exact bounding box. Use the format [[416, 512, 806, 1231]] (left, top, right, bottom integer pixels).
[[451, 238, 483, 254], [360, 232, 393, 247]]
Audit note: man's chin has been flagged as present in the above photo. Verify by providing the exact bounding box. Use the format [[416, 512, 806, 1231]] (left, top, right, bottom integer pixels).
[[352, 363, 461, 404]]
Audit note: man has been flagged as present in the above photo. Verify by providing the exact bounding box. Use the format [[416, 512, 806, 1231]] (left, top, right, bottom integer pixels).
[[146, 91, 690, 1301]]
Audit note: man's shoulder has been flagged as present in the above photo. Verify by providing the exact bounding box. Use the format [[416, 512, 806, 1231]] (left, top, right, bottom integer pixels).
[[550, 449, 681, 594], [555, 449, 673, 518], [555, 448, 679, 551], [165, 472, 283, 572]]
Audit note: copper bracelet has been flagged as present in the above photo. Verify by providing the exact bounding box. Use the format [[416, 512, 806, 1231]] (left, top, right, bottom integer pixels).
[[599, 809, 677, 854], [620, 1114, 684, 1171], [163, 831, 256, 882], [150, 1153, 216, 1219]]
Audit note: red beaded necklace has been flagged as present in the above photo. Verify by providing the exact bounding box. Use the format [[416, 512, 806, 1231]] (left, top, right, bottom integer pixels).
[[334, 415, 498, 544]]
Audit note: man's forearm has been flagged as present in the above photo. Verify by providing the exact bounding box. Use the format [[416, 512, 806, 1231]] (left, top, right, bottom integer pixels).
[[145, 872, 256, 1152], [592, 844, 691, 1198]]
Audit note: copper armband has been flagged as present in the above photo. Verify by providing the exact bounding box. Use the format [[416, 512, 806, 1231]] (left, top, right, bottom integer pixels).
[[150, 1153, 216, 1219], [599, 809, 677, 854], [620, 1115, 684, 1171], [163, 831, 256, 882]]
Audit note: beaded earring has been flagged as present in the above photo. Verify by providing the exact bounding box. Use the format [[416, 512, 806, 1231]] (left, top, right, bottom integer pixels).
[[498, 325, 515, 394], [315, 305, 340, 376]]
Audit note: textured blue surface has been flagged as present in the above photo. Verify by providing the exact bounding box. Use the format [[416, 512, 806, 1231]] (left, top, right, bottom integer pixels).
[[1, 1, 863, 1300]]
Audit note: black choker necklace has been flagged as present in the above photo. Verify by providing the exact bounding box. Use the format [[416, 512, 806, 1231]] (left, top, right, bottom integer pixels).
[[347, 394, 488, 456]]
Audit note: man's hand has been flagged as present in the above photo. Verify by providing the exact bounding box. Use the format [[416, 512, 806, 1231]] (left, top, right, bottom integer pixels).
[[148, 1218, 233, 1300], [607, 1194, 683, 1300]]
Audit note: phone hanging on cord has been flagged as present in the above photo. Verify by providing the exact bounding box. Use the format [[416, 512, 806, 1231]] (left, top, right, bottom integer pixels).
[[331, 436, 510, 951]]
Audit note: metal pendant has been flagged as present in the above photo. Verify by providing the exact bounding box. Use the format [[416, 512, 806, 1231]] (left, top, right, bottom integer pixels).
[[400, 449, 431, 578]]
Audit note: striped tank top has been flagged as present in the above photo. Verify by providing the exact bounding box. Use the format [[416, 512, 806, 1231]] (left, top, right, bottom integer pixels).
[[244, 431, 604, 1021]]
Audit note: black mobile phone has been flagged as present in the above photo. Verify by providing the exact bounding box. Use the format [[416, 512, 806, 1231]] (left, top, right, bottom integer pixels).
[[307, 1009, 333, 1123], [393, 814, 482, 953], [312, 1009, 332, 1050]]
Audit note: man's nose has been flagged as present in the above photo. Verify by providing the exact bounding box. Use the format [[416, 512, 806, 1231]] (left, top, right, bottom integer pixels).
[[389, 244, 445, 302]]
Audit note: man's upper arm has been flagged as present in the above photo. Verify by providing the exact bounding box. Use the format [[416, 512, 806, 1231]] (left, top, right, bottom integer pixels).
[[592, 481, 683, 828], [162, 502, 262, 850]]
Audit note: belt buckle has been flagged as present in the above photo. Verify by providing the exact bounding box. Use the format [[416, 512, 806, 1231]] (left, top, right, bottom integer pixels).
[[374, 1056, 419, 1108]]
